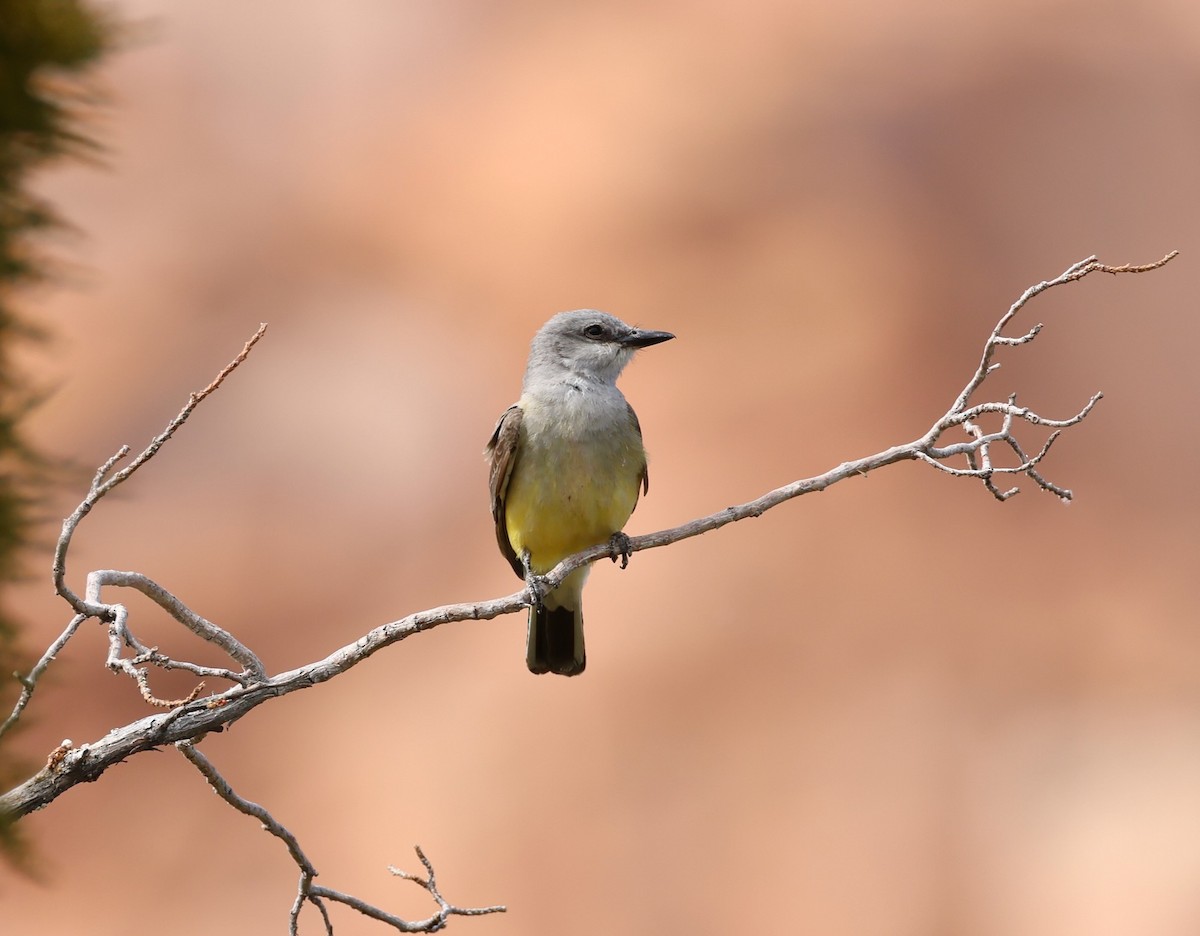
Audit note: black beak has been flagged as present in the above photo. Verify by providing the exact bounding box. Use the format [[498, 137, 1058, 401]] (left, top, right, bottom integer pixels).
[[621, 328, 675, 349]]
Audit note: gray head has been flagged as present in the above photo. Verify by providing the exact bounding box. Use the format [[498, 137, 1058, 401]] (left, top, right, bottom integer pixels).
[[524, 310, 674, 388]]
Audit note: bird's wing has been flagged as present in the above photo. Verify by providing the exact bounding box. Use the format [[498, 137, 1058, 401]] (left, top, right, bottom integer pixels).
[[627, 401, 650, 505], [485, 404, 524, 578]]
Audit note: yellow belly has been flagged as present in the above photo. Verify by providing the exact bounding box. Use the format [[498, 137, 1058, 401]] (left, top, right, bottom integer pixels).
[[505, 432, 643, 574]]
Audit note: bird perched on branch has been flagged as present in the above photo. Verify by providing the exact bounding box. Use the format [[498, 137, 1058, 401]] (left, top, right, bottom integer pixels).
[[486, 310, 674, 675]]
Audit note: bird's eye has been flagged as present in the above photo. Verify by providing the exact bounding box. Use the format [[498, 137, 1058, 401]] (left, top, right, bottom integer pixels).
[[583, 324, 606, 339]]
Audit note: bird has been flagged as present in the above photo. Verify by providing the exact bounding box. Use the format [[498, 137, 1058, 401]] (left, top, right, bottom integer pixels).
[[485, 310, 674, 675]]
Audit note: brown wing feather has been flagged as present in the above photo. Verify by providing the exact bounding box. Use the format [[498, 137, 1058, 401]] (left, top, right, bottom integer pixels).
[[627, 401, 649, 505], [485, 405, 524, 578]]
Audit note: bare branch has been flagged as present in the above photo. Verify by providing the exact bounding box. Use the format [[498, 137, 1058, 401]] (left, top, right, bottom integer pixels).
[[386, 846, 508, 924], [87, 569, 265, 680], [51, 323, 268, 616], [0, 615, 86, 742], [177, 741, 504, 933], [0, 253, 1177, 831], [0, 589, 534, 817], [2, 327, 270, 737]]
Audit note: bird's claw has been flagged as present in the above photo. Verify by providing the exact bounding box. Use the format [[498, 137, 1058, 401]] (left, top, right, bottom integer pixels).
[[609, 532, 633, 570], [524, 574, 550, 608], [521, 551, 549, 607]]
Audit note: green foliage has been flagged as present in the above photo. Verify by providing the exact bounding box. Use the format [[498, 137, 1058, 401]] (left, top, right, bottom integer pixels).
[[0, 0, 114, 864]]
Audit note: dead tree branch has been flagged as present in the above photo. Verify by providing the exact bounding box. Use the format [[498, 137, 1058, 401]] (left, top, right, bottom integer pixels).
[[177, 741, 504, 933], [51, 323, 270, 620], [0, 252, 1177, 930], [2, 251, 1178, 809]]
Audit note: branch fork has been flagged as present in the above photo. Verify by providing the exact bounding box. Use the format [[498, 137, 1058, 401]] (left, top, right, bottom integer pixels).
[[179, 741, 504, 934]]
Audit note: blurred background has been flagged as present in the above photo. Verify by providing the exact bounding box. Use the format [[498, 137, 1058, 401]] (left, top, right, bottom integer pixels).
[[3, 0, 1199, 933]]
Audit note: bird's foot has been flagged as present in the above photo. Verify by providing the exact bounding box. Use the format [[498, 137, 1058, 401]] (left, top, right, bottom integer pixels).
[[609, 532, 633, 570], [521, 551, 550, 607]]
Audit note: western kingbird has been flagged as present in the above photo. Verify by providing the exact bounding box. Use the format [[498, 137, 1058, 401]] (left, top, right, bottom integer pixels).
[[486, 310, 674, 676]]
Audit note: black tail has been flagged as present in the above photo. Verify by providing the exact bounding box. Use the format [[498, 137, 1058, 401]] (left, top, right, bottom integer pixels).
[[527, 604, 585, 676]]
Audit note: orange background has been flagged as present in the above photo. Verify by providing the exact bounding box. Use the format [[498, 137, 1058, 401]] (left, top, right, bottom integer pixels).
[[4, 1, 1200, 934]]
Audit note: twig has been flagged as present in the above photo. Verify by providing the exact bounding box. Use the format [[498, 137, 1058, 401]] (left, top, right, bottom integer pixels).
[[51, 324, 268, 617], [0, 615, 85, 741], [387, 847, 508, 926], [177, 741, 504, 934], [87, 569, 265, 681]]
